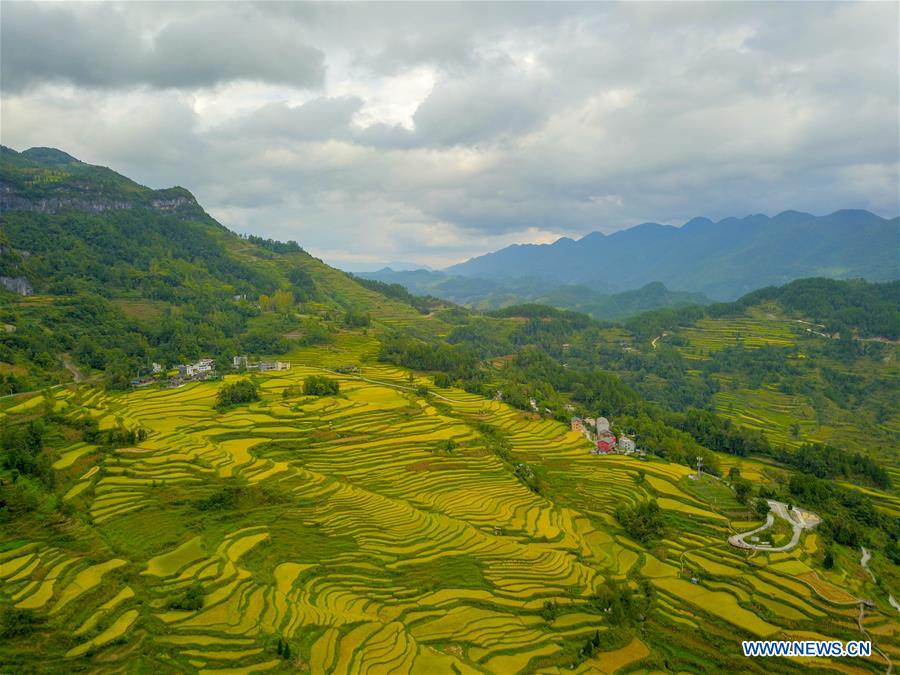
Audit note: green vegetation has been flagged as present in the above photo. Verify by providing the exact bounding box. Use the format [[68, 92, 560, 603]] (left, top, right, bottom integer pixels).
[[301, 375, 340, 397], [615, 499, 665, 543], [1, 148, 897, 673], [215, 379, 260, 410], [168, 582, 205, 611]]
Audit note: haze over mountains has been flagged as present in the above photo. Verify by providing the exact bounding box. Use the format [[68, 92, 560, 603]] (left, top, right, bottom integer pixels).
[[441, 211, 899, 301]]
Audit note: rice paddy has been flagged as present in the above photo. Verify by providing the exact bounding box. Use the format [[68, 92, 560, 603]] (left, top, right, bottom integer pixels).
[[1, 334, 897, 672]]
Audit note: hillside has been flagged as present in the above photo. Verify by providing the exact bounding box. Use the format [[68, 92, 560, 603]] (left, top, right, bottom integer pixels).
[[1, 149, 898, 674], [0, 146, 445, 391], [359, 268, 711, 320], [444, 211, 900, 300]]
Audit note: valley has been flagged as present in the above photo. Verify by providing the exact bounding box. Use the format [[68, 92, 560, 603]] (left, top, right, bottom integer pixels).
[[2, 333, 898, 672], [0, 147, 897, 673]]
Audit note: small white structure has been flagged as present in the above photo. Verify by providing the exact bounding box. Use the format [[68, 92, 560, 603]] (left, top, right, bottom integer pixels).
[[178, 358, 215, 379], [151, 362, 162, 374], [596, 417, 610, 433], [617, 437, 636, 454], [529, 398, 539, 412], [258, 361, 291, 372]]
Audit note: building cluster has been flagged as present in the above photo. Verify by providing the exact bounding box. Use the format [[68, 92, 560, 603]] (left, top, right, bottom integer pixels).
[[178, 358, 216, 379], [233, 356, 291, 372], [571, 415, 639, 456], [131, 358, 218, 388]]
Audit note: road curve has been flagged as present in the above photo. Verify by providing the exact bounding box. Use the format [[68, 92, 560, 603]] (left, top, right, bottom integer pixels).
[[729, 500, 820, 552]]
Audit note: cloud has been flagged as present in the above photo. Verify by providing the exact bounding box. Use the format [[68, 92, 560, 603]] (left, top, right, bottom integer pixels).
[[1, 1, 897, 268], [0, 3, 325, 92], [217, 97, 364, 142]]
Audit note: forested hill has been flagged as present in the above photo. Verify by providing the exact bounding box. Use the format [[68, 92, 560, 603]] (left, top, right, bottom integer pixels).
[[0, 146, 445, 390], [358, 267, 712, 321], [625, 277, 900, 341], [445, 210, 900, 300]]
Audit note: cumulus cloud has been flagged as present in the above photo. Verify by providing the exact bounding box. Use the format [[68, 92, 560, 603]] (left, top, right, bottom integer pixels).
[[0, 3, 325, 92], [1, 1, 897, 269]]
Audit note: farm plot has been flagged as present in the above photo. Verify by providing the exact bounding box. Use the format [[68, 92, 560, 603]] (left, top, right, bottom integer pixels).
[[2, 337, 891, 672]]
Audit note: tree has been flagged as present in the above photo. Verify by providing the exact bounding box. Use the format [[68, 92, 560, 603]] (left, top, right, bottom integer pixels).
[[615, 499, 664, 543], [823, 548, 834, 570], [215, 379, 260, 410], [273, 289, 294, 314], [169, 582, 205, 611], [303, 375, 340, 397], [728, 466, 741, 481], [755, 497, 770, 520], [734, 479, 751, 504]]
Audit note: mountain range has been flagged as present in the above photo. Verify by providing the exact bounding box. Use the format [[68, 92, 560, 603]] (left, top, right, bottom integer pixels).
[[359, 269, 711, 321], [443, 210, 900, 300]]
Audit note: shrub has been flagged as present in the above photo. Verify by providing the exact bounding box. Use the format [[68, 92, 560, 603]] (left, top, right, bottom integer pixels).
[[168, 582, 205, 611], [215, 379, 259, 409], [302, 375, 340, 397]]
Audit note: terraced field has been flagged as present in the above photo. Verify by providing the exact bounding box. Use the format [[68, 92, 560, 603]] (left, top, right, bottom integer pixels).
[[677, 315, 798, 357], [1, 334, 897, 672]]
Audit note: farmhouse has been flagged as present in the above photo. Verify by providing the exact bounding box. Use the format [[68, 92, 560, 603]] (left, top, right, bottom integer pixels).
[[177, 358, 216, 380], [258, 361, 291, 372], [596, 417, 610, 432], [595, 429, 617, 454], [234, 355, 291, 372], [618, 436, 636, 454], [570, 417, 585, 434]]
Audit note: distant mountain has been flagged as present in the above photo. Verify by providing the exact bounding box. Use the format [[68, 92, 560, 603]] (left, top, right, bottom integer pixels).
[[444, 211, 900, 300], [360, 268, 711, 320]]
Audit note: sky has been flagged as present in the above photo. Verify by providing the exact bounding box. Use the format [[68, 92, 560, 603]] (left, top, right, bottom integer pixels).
[[2, 2, 898, 271]]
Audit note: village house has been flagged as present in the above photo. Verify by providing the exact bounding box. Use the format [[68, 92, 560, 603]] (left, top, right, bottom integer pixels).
[[570, 417, 584, 434], [258, 361, 291, 372], [595, 430, 617, 454], [617, 437, 636, 454], [177, 358, 216, 380], [151, 362, 163, 374], [596, 417, 610, 433], [234, 356, 291, 372]]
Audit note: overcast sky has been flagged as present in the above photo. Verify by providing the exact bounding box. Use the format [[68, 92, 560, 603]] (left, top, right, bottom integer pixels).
[[2, 2, 898, 270]]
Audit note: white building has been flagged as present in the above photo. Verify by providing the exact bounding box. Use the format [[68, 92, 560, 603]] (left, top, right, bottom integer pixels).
[[617, 437, 636, 454], [596, 417, 610, 433]]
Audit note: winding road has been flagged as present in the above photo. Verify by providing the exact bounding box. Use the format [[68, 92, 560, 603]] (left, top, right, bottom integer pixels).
[[728, 500, 820, 552]]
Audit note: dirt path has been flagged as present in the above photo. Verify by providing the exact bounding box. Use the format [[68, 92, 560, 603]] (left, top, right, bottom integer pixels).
[[857, 602, 893, 674], [650, 332, 667, 349], [61, 353, 85, 383], [861, 547, 877, 583], [0, 384, 66, 401], [728, 500, 820, 552]]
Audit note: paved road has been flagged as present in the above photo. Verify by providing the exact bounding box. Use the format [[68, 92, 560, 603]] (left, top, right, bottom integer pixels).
[[729, 500, 820, 552]]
